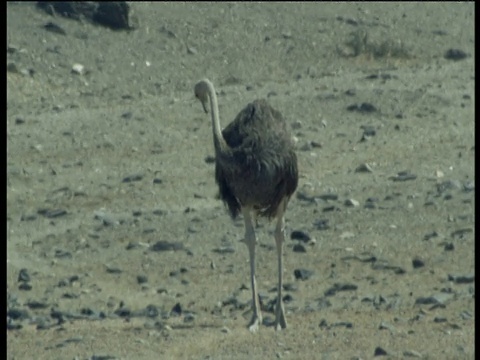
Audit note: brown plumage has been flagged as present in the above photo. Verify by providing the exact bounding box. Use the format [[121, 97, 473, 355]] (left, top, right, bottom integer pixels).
[[194, 79, 298, 332]]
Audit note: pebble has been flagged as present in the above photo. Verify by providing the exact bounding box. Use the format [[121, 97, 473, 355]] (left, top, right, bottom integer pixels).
[[122, 173, 144, 182], [344, 198, 360, 207], [389, 171, 417, 182], [403, 350, 423, 358], [355, 163, 373, 173], [412, 257, 425, 269], [324, 283, 358, 296], [415, 293, 452, 306], [374, 346, 388, 356], [290, 230, 311, 242], [37, 208, 68, 218], [444, 48, 468, 60], [151, 241, 184, 252], [292, 243, 307, 253], [18, 268, 30, 282], [314, 219, 330, 230], [346, 102, 377, 113], [71, 63, 85, 75], [447, 274, 474, 284], [294, 269, 313, 280]]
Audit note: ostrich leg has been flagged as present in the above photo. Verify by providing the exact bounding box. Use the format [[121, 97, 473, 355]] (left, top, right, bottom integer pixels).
[[274, 200, 287, 330], [242, 209, 262, 332]]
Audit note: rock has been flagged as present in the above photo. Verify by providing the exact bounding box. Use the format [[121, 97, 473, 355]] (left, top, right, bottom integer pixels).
[[389, 171, 417, 181], [324, 283, 358, 296], [374, 346, 388, 356], [403, 349, 423, 358], [171, 302, 182, 316], [18, 268, 30, 282], [314, 219, 330, 230], [137, 275, 148, 284], [122, 173, 144, 182], [448, 274, 474, 284], [344, 198, 360, 207], [37, 1, 136, 30], [444, 48, 468, 60], [290, 230, 311, 242], [415, 293, 452, 306], [151, 241, 184, 252], [412, 257, 425, 269], [355, 163, 373, 173], [292, 243, 307, 253], [346, 102, 377, 113], [294, 268, 313, 280]]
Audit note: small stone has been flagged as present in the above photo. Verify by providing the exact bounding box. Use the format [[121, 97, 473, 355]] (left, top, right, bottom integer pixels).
[[412, 257, 425, 269], [137, 275, 148, 284], [71, 63, 85, 75], [151, 241, 184, 252], [448, 274, 474, 284], [390, 171, 417, 181], [355, 163, 373, 173], [374, 346, 388, 356], [444, 48, 468, 60], [171, 303, 182, 316], [18, 269, 30, 283], [344, 198, 360, 207], [290, 230, 311, 242], [292, 243, 307, 253], [294, 268, 313, 280], [122, 173, 144, 182], [403, 349, 423, 358]]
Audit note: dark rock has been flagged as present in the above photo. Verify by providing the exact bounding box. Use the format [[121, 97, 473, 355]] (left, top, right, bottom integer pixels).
[[204, 155, 216, 164], [450, 228, 473, 239], [137, 275, 148, 284], [290, 230, 311, 242], [444, 243, 454, 251], [122, 173, 144, 182], [444, 48, 468, 60], [143, 304, 159, 318], [43, 22, 66, 35], [114, 307, 131, 317], [151, 241, 184, 252], [346, 102, 377, 113], [37, 2, 135, 30], [7, 308, 30, 321], [412, 257, 425, 269], [294, 268, 313, 280], [171, 302, 182, 316], [292, 243, 307, 253], [374, 346, 388, 356], [389, 171, 417, 182], [314, 219, 330, 230], [18, 283, 32, 291], [318, 193, 339, 201], [448, 274, 474, 284], [37, 208, 68, 218], [324, 283, 358, 296], [423, 231, 439, 240], [18, 268, 30, 282]]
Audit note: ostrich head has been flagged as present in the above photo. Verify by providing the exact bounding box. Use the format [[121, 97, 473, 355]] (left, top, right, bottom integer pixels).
[[194, 80, 210, 114]]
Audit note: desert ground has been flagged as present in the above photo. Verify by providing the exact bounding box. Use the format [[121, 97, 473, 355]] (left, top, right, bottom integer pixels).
[[7, 2, 474, 359]]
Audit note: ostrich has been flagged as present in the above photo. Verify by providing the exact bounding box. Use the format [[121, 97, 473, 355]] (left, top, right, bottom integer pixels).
[[194, 79, 298, 332]]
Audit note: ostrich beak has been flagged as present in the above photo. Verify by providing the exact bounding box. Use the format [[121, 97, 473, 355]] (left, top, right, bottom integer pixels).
[[200, 99, 208, 114]]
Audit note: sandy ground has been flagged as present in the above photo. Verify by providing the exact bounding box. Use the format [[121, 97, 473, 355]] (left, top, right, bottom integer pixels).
[[7, 2, 474, 359]]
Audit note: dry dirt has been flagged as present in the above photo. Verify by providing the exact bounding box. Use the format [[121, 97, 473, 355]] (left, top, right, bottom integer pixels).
[[7, 2, 474, 359]]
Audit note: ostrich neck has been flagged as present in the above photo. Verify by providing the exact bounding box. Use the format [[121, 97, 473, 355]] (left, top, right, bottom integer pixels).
[[205, 81, 229, 153]]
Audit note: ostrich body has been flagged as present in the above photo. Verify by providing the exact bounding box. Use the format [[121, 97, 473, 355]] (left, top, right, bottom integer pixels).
[[194, 79, 298, 331]]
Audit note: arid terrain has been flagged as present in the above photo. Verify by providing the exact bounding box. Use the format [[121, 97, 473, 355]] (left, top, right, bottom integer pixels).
[[7, 3, 474, 359]]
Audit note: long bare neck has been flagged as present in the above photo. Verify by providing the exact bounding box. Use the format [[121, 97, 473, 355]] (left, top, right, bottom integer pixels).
[[204, 80, 229, 153]]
